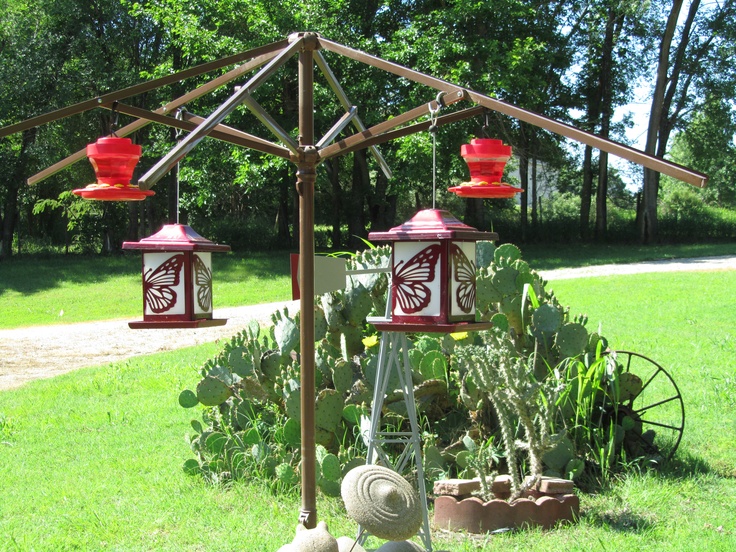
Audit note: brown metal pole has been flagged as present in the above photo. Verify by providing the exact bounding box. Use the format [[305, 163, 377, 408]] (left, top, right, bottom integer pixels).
[[295, 32, 319, 530]]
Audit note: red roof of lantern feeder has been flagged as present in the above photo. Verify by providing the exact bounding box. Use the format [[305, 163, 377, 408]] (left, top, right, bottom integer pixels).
[[73, 136, 154, 201], [369, 208, 495, 242], [448, 138, 523, 199], [122, 223, 231, 253], [123, 224, 230, 329]]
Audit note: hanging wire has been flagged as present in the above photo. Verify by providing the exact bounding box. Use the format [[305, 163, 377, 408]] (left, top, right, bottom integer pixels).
[[110, 101, 120, 136], [482, 108, 492, 138], [174, 108, 185, 224], [427, 92, 445, 209]]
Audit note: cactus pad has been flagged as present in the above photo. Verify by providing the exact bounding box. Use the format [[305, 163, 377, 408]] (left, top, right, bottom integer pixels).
[[490, 312, 509, 332], [285, 388, 301, 421], [205, 432, 227, 455], [320, 453, 342, 481], [556, 323, 589, 358], [419, 350, 447, 381], [227, 346, 255, 378], [283, 417, 301, 447], [178, 389, 199, 408], [196, 376, 232, 406], [532, 303, 563, 334], [314, 305, 328, 342], [492, 266, 519, 297], [276, 462, 299, 486], [494, 243, 522, 265], [542, 434, 575, 471], [260, 350, 283, 381], [617, 372, 643, 402], [273, 312, 299, 355], [332, 359, 354, 394], [475, 240, 496, 269], [316, 389, 344, 432]]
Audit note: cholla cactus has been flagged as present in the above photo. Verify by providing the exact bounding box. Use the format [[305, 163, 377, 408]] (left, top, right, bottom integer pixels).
[[454, 329, 565, 498]]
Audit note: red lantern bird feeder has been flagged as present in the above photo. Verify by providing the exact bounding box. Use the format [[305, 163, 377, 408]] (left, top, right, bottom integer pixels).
[[73, 136, 155, 201], [448, 138, 523, 199], [368, 209, 497, 332], [122, 224, 230, 329]]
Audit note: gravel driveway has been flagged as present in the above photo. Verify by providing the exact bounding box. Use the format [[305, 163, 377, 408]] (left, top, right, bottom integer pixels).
[[1, 255, 734, 391]]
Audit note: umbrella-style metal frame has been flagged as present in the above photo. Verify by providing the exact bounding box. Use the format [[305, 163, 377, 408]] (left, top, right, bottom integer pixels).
[[0, 32, 708, 529]]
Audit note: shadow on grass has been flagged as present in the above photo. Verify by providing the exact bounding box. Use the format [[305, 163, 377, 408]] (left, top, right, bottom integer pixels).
[[659, 450, 714, 479], [0, 250, 293, 295], [583, 505, 655, 533], [0, 253, 140, 295]]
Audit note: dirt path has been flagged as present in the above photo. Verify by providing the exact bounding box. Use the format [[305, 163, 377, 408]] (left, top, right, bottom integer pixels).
[[0, 301, 298, 391], [1, 256, 734, 391]]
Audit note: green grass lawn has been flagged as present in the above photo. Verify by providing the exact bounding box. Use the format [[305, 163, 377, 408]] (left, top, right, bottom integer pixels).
[[1, 248, 735, 550]]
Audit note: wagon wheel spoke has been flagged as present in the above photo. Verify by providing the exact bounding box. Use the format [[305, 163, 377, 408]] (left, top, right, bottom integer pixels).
[[608, 350, 685, 463]]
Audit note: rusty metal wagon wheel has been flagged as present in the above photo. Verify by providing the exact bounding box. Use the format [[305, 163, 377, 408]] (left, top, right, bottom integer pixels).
[[606, 350, 685, 463]]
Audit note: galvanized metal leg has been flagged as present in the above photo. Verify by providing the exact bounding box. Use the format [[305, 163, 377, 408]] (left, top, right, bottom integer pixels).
[[361, 330, 432, 552]]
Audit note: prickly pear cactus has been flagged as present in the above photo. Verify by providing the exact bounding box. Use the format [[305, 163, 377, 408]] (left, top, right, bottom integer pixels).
[[196, 372, 233, 407]]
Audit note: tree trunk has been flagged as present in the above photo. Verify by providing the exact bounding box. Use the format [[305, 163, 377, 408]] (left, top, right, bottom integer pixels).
[[531, 155, 538, 236], [348, 150, 369, 248], [580, 145, 594, 240], [595, 5, 618, 241], [640, 0, 697, 243], [1, 128, 36, 260], [324, 159, 342, 249], [370, 168, 396, 232], [463, 198, 486, 230], [595, 151, 609, 240]]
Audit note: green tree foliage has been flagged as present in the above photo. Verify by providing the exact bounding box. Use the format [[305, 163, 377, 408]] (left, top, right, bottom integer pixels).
[[1, 0, 734, 252]]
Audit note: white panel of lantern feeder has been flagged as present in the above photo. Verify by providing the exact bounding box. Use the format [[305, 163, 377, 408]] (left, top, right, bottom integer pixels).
[[192, 252, 213, 317], [392, 240, 442, 318], [449, 240, 477, 319], [143, 252, 186, 316]]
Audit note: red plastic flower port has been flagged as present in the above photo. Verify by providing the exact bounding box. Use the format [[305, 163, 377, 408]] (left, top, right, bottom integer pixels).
[[73, 136, 154, 201]]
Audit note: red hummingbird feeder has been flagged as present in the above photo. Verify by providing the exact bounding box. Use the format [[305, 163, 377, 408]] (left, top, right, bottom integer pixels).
[[448, 138, 523, 199], [73, 136, 155, 201]]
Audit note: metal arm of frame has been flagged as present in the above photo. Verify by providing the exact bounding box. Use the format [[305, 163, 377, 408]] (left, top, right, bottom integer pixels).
[[138, 38, 303, 190], [1, 40, 289, 140], [319, 90, 466, 161], [101, 102, 291, 159], [314, 51, 392, 179], [238, 93, 300, 155], [319, 37, 708, 188], [316, 106, 358, 149], [26, 49, 284, 185]]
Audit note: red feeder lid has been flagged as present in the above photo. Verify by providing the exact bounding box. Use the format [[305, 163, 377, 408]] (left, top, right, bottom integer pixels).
[[368, 209, 497, 241], [460, 138, 512, 161], [122, 224, 231, 252]]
